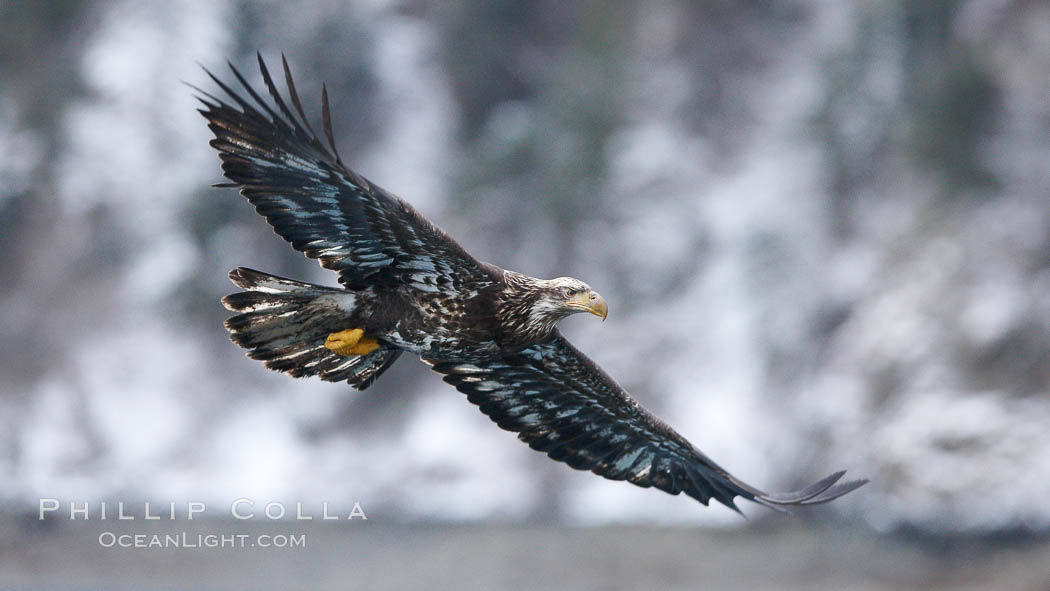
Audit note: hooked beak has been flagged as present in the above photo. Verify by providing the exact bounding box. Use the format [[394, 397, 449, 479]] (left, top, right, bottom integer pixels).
[[567, 290, 608, 321]]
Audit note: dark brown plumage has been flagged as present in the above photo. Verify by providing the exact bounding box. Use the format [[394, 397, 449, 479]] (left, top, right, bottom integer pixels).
[[196, 53, 867, 514]]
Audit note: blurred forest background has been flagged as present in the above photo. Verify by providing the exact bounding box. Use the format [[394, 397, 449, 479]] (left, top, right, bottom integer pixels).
[[1, 0, 1050, 587]]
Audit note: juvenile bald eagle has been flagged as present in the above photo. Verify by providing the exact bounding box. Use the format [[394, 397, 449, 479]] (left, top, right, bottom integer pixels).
[[196, 54, 866, 513]]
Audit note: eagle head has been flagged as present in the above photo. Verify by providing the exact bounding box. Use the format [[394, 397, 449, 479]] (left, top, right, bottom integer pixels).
[[501, 273, 608, 344], [537, 277, 608, 322]]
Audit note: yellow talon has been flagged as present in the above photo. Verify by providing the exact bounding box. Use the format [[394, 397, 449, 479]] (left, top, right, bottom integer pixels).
[[348, 337, 380, 355], [324, 328, 381, 356]]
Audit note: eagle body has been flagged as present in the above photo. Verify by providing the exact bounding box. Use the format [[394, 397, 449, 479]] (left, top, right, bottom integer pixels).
[[349, 281, 504, 360], [258, 266, 593, 361], [197, 54, 866, 514]]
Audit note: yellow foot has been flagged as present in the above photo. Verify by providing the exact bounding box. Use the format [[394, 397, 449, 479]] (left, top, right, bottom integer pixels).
[[324, 328, 381, 356]]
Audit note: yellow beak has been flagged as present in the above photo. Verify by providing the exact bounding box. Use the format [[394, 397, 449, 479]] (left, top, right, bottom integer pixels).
[[567, 290, 608, 321]]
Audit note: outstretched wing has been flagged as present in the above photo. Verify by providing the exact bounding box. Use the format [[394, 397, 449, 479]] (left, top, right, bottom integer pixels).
[[429, 335, 866, 512], [195, 53, 499, 293]]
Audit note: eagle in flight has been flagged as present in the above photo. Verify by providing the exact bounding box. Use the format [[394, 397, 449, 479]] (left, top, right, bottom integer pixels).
[[196, 54, 866, 514]]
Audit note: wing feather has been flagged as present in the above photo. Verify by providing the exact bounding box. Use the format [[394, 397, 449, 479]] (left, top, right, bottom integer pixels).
[[196, 53, 499, 293], [429, 335, 867, 513]]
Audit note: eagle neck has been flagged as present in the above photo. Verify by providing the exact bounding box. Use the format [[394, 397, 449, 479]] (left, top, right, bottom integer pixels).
[[498, 271, 560, 347]]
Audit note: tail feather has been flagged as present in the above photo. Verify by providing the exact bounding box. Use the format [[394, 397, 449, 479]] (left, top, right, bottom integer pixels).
[[228, 267, 322, 293], [222, 267, 400, 390]]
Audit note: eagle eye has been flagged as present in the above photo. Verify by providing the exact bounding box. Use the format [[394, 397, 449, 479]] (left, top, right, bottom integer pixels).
[[565, 287, 578, 297]]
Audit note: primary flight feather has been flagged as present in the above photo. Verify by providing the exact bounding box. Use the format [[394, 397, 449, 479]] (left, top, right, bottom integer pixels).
[[196, 54, 866, 513]]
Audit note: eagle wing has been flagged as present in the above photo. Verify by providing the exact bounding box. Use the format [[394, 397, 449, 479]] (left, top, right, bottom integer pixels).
[[429, 335, 867, 512], [195, 54, 499, 293]]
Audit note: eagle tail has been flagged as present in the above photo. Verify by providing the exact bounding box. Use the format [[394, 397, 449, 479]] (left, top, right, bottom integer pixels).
[[222, 267, 401, 390]]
